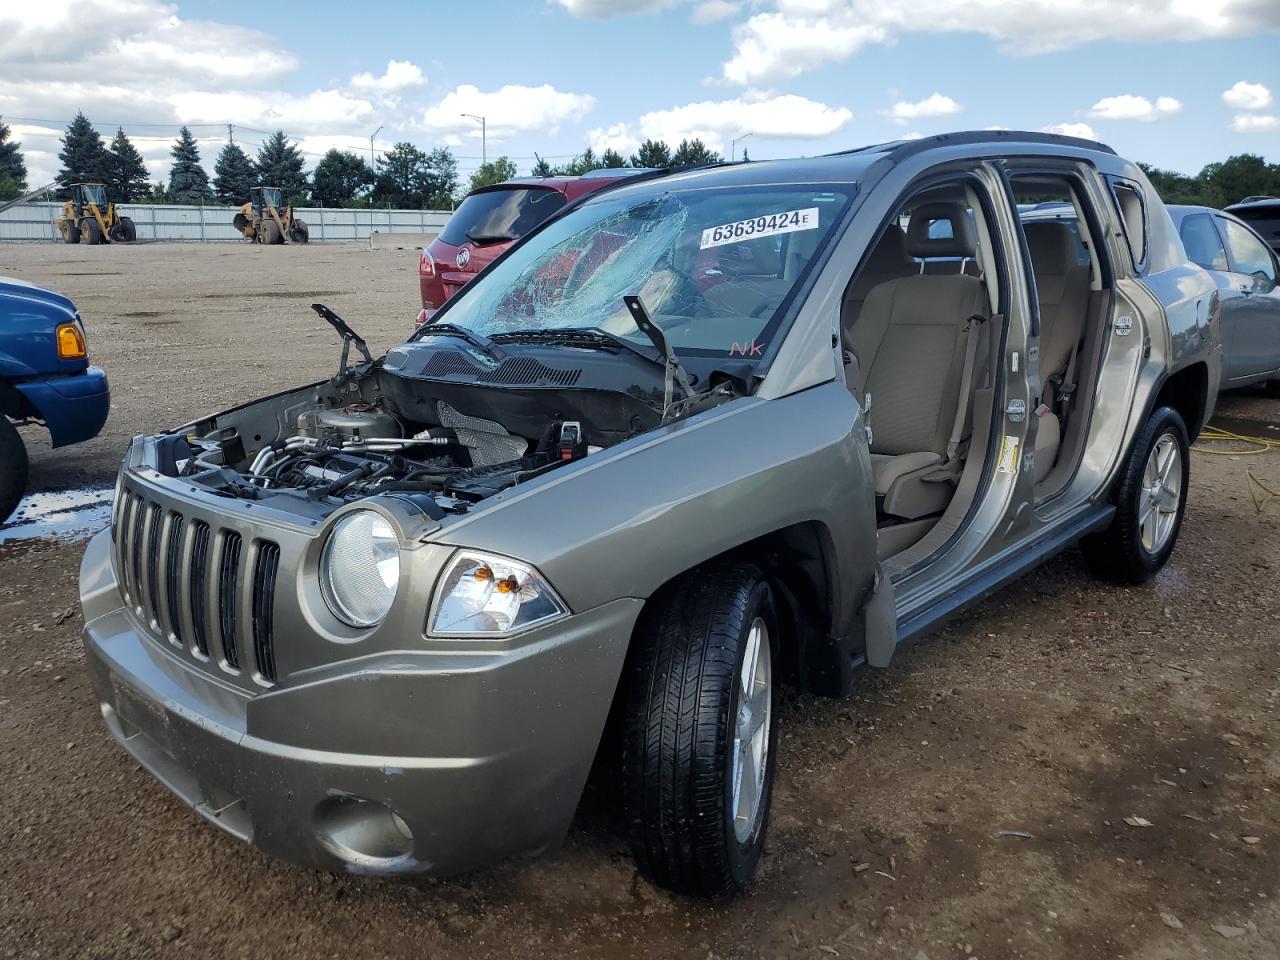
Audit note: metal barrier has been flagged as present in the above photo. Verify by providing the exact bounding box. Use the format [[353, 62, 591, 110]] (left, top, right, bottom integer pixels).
[[0, 201, 452, 243]]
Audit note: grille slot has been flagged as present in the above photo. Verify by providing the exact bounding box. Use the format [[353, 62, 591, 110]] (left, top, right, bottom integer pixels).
[[189, 521, 211, 656], [252, 543, 280, 683], [218, 533, 243, 669], [129, 498, 146, 606], [145, 506, 162, 626], [165, 514, 185, 646]]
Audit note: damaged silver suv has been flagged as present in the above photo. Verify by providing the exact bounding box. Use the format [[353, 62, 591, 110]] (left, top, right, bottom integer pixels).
[[81, 132, 1220, 898]]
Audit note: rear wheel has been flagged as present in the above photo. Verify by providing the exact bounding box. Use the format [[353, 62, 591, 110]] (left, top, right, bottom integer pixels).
[[120, 217, 136, 242], [622, 561, 779, 898], [0, 418, 29, 524], [108, 222, 128, 243], [259, 220, 281, 245], [62, 222, 80, 244], [288, 220, 309, 243], [81, 219, 102, 245], [1081, 405, 1190, 583]]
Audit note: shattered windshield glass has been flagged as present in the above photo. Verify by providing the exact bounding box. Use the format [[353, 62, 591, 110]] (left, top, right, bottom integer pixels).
[[426, 184, 854, 357]]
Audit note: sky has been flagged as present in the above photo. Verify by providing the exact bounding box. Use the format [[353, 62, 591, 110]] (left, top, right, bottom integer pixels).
[[1, 0, 1277, 192]]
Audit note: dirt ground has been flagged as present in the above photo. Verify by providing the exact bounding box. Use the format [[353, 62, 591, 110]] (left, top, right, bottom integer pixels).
[[0, 242, 1277, 960]]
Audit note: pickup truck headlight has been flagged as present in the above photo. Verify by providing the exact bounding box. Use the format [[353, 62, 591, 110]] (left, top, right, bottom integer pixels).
[[320, 510, 401, 627], [428, 550, 567, 637]]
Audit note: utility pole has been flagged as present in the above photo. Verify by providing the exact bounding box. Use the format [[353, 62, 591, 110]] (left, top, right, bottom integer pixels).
[[369, 125, 383, 208], [461, 113, 487, 167], [731, 132, 753, 162]]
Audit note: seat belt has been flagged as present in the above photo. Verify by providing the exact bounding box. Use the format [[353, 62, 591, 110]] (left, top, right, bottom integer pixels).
[[945, 314, 991, 462], [1053, 333, 1083, 420]]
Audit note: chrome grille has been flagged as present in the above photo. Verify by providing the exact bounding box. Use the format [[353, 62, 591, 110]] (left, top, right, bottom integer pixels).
[[116, 490, 280, 687]]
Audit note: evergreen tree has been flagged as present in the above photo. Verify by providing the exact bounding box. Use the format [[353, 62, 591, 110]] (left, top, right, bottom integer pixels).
[[740, 148, 751, 163], [530, 154, 555, 178], [600, 148, 627, 168], [372, 143, 458, 208], [556, 148, 601, 176], [421, 147, 459, 208], [311, 149, 373, 206], [254, 130, 309, 204], [671, 138, 722, 167], [468, 156, 518, 192], [213, 141, 257, 205], [630, 139, 672, 168], [167, 126, 213, 203], [56, 112, 109, 193], [0, 117, 28, 199], [104, 128, 150, 202]]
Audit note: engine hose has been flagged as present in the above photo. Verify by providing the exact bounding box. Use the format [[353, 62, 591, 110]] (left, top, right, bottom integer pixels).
[[373, 480, 449, 493]]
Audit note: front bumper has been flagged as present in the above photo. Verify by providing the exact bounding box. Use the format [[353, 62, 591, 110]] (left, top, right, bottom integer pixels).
[[15, 365, 110, 447], [80, 529, 641, 875]]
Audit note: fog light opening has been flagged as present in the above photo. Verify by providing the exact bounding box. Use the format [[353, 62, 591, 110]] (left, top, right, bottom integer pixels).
[[314, 795, 415, 866]]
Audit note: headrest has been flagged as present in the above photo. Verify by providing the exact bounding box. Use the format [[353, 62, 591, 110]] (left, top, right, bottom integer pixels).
[[1023, 221, 1076, 276], [864, 224, 910, 272], [905, 202, 977, 259]]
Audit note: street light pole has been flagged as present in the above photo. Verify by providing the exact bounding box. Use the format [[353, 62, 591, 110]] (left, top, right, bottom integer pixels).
[[461, 113, 487, 167], [731, 132, 753, 162]]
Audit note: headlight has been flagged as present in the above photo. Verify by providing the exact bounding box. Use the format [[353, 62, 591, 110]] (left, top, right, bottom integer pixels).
[[320, 510, 401, 628], [428, 550, 567, 637]]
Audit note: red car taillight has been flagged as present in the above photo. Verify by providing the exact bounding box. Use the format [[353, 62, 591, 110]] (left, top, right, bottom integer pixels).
[[419, 248, 436, 277]]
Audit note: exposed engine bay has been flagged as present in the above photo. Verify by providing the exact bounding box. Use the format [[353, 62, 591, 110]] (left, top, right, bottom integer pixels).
[[149, 304, 747, 522]]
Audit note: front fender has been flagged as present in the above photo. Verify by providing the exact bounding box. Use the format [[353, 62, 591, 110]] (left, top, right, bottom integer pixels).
[[435, 380, 880, 643]]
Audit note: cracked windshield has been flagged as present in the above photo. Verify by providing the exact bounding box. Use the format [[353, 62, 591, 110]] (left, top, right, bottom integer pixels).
[[429, 185, 853, 357]]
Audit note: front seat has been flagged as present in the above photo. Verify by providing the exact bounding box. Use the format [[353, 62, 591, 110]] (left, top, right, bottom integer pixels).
[[849, 202, 990, 519], [1023, 221, 1090, 482]]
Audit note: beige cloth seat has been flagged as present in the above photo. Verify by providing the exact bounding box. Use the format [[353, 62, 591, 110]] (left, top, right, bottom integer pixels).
[[849, 202, 990, 518], [1023, 221, 1089, 482], [841, 224, 914, 339]]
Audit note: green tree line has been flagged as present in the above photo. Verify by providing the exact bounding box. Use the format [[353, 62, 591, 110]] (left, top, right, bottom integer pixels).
[[8, 113, 1279, 211]]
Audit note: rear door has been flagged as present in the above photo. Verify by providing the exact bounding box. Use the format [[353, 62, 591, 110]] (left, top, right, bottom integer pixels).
[[1217, 214, 1280, 383], [1177, 212, 1249, 380]]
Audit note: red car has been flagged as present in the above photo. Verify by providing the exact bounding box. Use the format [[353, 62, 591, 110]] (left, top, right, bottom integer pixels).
[[416, 172, 644, 325]]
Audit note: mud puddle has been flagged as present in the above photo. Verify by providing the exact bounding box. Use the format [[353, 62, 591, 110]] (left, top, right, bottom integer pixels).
[[0, 485, 113, 545]]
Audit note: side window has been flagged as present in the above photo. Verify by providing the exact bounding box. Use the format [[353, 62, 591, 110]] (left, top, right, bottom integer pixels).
[[1179, 214, 1228, 272], [1108, 179, 1148, 272], [1221, 217, 1277, 282]]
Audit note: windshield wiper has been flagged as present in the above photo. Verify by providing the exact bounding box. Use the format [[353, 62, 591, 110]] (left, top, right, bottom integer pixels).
[[465, 231, 517, 245], [490, 326, 663, 366], [412, 321, 504, 360], [623, 296, 695, 419]]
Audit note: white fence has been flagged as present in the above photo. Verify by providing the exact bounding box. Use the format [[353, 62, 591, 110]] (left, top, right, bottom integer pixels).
[[0, 201, 452, 243]]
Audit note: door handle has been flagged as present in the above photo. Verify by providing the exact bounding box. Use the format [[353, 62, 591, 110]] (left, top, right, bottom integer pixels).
[[1239, 284, 1254, 296]]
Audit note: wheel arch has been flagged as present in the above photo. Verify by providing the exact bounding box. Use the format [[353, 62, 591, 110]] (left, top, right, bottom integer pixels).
[[1149, 361, 1209, 443]]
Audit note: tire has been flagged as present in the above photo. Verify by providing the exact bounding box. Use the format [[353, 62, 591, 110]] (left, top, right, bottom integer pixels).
[[622, 561, 780, 898], [259, 220, 281, 245], [62, 222, 80, 244], [82, 219, 102, 245], [288, 220, 309, 243], [108, 222, 128, 243], [0, 418, 29, 524], [1081, 405, 1190, 583], [121, 217, 136, 242]]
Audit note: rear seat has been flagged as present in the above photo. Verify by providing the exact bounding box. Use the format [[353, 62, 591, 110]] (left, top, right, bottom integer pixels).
[[1023, 221, 1089, 482], [849, 202, 990, 519]]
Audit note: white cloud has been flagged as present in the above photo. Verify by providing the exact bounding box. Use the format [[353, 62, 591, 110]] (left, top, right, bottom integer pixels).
[[1222, 81, 1273, 111], [718, 1, 1280, 86], [881, 93, 962, 125], [349, 60, 426, 96], [692, 0, 740, 23], [169, 89, 375, 133], [551, 0, 677, 16], [1231, 114, 1280, 133], [1087, 94, 1181, 122], [417, 84, 596, 142], [1042, 121, 1097, 140], [604, 92, 852, 154], [587, 123, 641, 157]]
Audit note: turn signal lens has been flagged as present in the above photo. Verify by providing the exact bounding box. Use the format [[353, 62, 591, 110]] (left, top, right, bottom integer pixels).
[[56, 323, 87, 359]]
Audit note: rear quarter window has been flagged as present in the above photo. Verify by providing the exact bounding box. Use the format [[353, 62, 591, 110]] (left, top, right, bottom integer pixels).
[[1107, 179, 1148, 272]]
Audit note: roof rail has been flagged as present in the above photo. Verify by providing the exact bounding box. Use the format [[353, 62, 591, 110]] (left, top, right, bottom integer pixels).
[[826, 129, 1118, 161]]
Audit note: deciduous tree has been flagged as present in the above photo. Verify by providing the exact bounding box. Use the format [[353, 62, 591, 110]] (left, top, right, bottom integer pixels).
[[469, 156, 518, 192]]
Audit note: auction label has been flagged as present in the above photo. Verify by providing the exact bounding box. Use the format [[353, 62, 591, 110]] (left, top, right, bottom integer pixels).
[[700, 207, 819, 249], [996, 435, 1021, 474]]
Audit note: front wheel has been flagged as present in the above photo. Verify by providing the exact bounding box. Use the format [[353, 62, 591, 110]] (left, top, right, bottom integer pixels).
[[288, 220, 309, 243], [622, 562, 779, 898], [1081, 405, 1190, 583], [0, 418, 29, 524], [81, 219, 102, 245]]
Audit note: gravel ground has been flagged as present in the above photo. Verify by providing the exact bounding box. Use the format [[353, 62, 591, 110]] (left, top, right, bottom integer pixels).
[[1, 242, 1277, 960]]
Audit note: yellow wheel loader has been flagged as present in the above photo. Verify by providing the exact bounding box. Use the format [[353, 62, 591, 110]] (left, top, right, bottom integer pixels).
[[53, 183, 136, 244], [233, 186, 310, 244]]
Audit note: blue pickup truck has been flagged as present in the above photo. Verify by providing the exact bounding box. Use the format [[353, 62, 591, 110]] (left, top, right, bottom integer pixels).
[[1, 278, 110, 522]]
